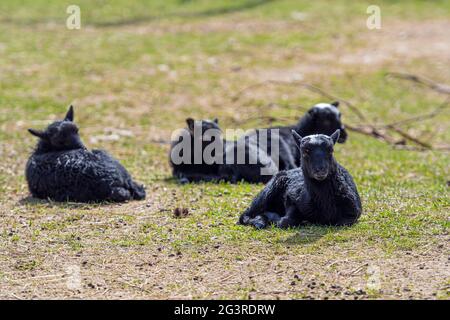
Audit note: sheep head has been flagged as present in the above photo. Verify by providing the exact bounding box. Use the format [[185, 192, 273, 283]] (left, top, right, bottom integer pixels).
[[306, 102, 347, 143], [292, 129, 340, 181], [28, 105, 85, 152], [185, 117, 221, 141]]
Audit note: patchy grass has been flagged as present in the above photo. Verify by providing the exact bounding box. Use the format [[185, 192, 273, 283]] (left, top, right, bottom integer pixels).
[[0, 0, 449, 299]]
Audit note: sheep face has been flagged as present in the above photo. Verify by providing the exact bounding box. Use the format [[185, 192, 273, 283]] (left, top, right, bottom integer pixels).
[[292, 129, 340, 181], [186, 117, 221, 141], [28, 105, 85, 152], [308, 101, 347, 143]]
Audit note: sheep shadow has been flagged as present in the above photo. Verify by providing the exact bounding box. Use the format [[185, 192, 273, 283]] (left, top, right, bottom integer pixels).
[[278, 225, 341, 245], [161, 176, 229, 185], [17, 196, 112, 209]]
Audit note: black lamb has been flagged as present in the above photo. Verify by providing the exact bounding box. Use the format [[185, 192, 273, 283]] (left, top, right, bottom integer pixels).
[[169, 118, 224, 183], [219, 101, 347, 184], [25, 106, 146, 202], [238, 129, 362, 229]]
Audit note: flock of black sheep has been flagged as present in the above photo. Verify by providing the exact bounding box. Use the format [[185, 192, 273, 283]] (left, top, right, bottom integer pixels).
[[26, 102, 362, 229]]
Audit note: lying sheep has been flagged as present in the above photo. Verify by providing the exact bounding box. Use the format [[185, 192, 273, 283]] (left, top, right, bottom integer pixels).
[[169, 118, 224, 183], [25, 106, 146, 202], [219, 101, 347, 183], [238, 129, 362, 229], [218, 131, 280, 184]]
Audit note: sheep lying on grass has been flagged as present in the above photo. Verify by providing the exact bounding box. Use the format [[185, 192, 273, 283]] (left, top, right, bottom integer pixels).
[[169, 118, 224, 183], [26, 106, 146, 202], [219, 101, 348, 184], [239, 129, 362, 229], [218, 133, 280, 184]]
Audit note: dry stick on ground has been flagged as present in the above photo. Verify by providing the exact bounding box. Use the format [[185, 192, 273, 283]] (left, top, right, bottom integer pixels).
[[233, 79, 368, 121], [383, 97, 450, 128], [345, 123, 436, 150], [232, 79, 447, 150], [232, 80, 399, 145], [344, 124, 398, 144], [386, 72, 450, 95], [355, 98, 450, 149], [389, 126, 431, 149]]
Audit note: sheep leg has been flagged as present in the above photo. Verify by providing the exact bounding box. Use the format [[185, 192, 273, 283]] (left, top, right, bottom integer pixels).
[[178, 173, 222, 183], [333, 215, 359, 226], [110, 187, 131, 202], [217, 165, 238, 183], [277, 205, 301, 229], [173, 171, 190, 184], [247, 215, 269, 229], [265, 211, 282, 223], [193, 174, 223, 182], [130, 181, 146, 200], [238, 172, 287, 225]]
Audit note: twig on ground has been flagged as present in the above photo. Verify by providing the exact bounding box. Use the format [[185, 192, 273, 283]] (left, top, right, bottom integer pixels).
[[394, 144, 450, 151], [12, 273, 66, 282], [386, 72, 450, 95], [232, 79, 368, 122], [386, 126, 432, 149], [231, 79, 448, 151], [10, 293, 24, 300], [342, 263, 369, 276], [345, 124, 400, 145], [383, 97, 450, 128]]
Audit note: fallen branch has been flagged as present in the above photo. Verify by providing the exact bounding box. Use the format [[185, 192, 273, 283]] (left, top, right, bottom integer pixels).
[[386, 126, 431, 149], [344, 124, 399, 145], [386, 72, 450, 95], [232, 79, 449, 151], [232, 79, 402, 145], [324, 123, 434, 150], [232, 80, 368, 122], [394, 144, 450, 151], [383, 97, 450, 128]]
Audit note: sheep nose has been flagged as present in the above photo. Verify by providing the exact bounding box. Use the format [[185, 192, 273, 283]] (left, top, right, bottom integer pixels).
[[338, 128, 348, 142], [313, 168, 328, 180], [315, 167, 328, 175]]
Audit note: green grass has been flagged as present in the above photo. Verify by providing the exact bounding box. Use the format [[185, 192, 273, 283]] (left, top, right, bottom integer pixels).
[[0, 0, 449, 299]]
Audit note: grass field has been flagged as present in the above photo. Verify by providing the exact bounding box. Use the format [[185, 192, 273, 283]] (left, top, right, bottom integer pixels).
[[0, 0, 449, 299]]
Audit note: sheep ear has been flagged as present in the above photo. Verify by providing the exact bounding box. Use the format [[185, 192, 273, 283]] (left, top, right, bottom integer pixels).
[[330, 129, 340, 145], [186, 118, 195, 132], [291, 130, 302, 146], [213, 118, 219, 124], [28, 129, 48, 140], [64, 105, 74, 122], [331, 101, 340, 108]]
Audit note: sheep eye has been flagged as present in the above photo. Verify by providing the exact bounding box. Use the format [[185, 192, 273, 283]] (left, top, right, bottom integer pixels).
[[303, 148, 310, 154]]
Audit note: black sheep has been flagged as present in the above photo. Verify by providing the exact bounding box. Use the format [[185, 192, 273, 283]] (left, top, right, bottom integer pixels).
[[218, 133, 279, 184], [219, 101, 347, 183], [238, 129, 362, 229], [25, 106, 146, 202], [169, 118, 224, 183]]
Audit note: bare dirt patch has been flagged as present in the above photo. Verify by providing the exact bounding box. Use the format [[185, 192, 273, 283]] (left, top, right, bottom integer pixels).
[[1, 236, 448, 299]]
